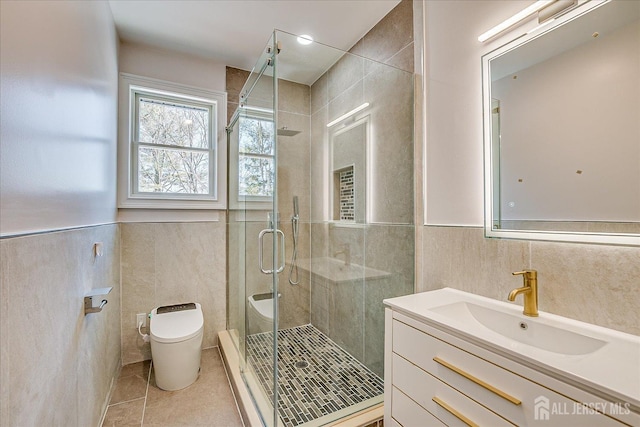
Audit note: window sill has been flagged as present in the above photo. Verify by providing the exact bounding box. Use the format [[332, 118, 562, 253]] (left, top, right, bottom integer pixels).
[[118, 197, 225, 210], [118, 208, 222, 223]]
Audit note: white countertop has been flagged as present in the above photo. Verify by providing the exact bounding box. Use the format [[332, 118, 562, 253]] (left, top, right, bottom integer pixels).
[[384, 288, 640, 410]]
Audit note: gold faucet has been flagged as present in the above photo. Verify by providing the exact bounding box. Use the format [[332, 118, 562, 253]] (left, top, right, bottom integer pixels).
[[508, 270, 538, 317]]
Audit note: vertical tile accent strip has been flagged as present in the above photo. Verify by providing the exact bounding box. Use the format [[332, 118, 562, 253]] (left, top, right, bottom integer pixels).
[[339, 167, 355, 222]]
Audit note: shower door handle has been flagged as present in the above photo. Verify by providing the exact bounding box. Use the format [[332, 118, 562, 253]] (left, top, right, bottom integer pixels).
[[258, 229, 286, 274], [275, 229, 285, 273]]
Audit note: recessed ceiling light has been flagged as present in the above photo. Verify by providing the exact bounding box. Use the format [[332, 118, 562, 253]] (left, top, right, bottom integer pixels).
[[297, 35, 313, 45]]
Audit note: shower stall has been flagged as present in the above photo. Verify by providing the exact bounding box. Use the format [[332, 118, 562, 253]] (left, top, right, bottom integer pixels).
[[225, 30, 414, 427]]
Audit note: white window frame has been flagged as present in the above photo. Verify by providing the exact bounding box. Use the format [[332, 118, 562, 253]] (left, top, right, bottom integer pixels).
[[117, 73, 227, 209]]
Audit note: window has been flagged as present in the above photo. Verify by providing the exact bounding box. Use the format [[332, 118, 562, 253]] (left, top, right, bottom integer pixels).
[[238, 116, 275, 198], [118, 74, 226, 209], [227, 109, 276, 210], [135, 93, 213, 195]]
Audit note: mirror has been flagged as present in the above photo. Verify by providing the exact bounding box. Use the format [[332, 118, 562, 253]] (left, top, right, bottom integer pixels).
[[330, 117, 369, 224], [483, 0, 640, 245]]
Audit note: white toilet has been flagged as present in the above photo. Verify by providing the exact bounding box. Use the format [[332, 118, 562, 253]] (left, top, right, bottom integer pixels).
[[247, 293, 274, 335], [150, 302, 203, 391]]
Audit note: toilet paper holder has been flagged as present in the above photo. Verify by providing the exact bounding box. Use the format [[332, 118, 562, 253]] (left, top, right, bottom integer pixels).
[[84, 287, 112, 315]]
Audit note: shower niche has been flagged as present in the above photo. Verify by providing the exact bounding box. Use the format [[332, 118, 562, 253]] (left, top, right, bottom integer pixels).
[[330, 117, 368, 224], [333, 166, 355, 221]]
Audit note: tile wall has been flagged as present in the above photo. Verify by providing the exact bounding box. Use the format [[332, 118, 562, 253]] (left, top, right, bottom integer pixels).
[[225, 0, 416, 378], [226, 66, 313, 334], [420, 226, 640, 336], [120, 222, 227, 365], [417, 0, 640, 340], [0, 224, 121, 426], [308, 0, 416, 377], [307, 224, 414, 377], [274, 79, 313, 329]]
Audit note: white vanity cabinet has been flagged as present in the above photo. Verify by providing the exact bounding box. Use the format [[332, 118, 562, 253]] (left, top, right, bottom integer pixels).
[[384, 305, 640, 427]]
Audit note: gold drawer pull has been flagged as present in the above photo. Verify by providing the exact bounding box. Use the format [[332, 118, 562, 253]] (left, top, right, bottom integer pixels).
[[432, 396, 479, 427], [433, 356, 521, 405]]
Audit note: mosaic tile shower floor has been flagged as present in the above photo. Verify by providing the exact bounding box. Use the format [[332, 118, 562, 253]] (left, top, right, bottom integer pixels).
[[246, 324, 384, 427]]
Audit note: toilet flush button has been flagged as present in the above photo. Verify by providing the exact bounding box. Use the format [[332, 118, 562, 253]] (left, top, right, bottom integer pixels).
[[157, 303, 197, 314]]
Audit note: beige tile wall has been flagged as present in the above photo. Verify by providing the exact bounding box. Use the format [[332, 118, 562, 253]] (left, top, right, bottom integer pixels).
[[226, 217, 312, 332], [307, 0, 416, 376], [226, 66, 249, 123], [120, 222, 226, 365], [349, 0, 415, 74], [307, 224, 415, 377], [311, 0, 415, 225], [226, 67, 313, 333], [0, 224, 121, 426], [420, 226, 640, 336], [223, 1, 415, 372], [277, 79, 313, 329], [365, 61, 414, 224]]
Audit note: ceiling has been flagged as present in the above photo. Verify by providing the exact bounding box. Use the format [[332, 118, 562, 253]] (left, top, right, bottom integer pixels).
[[108, 0, 401, 74]]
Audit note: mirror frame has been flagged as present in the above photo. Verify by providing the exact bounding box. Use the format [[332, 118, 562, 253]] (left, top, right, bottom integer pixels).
[[482, 0, 640, 246]]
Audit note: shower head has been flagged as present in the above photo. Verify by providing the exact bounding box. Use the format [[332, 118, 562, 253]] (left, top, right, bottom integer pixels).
[[293, 196, 299, 218], [277, 127, 301, 137]]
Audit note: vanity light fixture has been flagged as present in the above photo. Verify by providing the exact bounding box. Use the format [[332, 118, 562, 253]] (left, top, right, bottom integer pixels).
[[526, 0, 579, 35], [525, 18, 557, 36], [478, 0, 555, 42], [326, 102, 370, 128], [297, 35, 313, 45]]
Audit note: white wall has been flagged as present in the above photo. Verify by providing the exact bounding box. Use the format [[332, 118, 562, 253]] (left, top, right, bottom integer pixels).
[[419, 1, 640, 337], [117, 42, 228, 222], [0, 0, 119, 236], [0, 2, 122, 425], [494, 20, 640, 222], [424, 0, 532, 226], [119, 41, 226, 94]]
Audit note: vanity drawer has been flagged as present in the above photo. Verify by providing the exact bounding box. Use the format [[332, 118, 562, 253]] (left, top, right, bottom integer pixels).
[[391, 386, 445, 427], [392, 319, 623, 427], [393, 353, 513, 427]]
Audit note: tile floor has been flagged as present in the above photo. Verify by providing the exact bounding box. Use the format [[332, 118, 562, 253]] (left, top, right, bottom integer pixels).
[[102, 348, 243, 426], [247, 325, 384, 427]]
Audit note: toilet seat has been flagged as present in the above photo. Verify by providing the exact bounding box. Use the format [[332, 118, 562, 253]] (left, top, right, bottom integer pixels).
[[151, 303, 203, 344], [248, 295, 273, 321]]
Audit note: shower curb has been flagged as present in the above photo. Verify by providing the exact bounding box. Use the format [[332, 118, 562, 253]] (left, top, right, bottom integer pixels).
[[219, 330, 264, 427]]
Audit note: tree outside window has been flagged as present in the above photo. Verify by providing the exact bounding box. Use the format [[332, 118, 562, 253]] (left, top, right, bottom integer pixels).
[[133, 92, 215, 197], [238, 117, 274, 198]]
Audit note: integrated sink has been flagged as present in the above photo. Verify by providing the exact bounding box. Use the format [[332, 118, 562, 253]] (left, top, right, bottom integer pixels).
[[384, 288, 640, 409], [430, 301, 607, 355]]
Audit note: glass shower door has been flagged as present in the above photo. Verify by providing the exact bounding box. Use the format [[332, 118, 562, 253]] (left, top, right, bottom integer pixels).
[[228, 26, 415, 426], [226, 33, 280, 427]]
